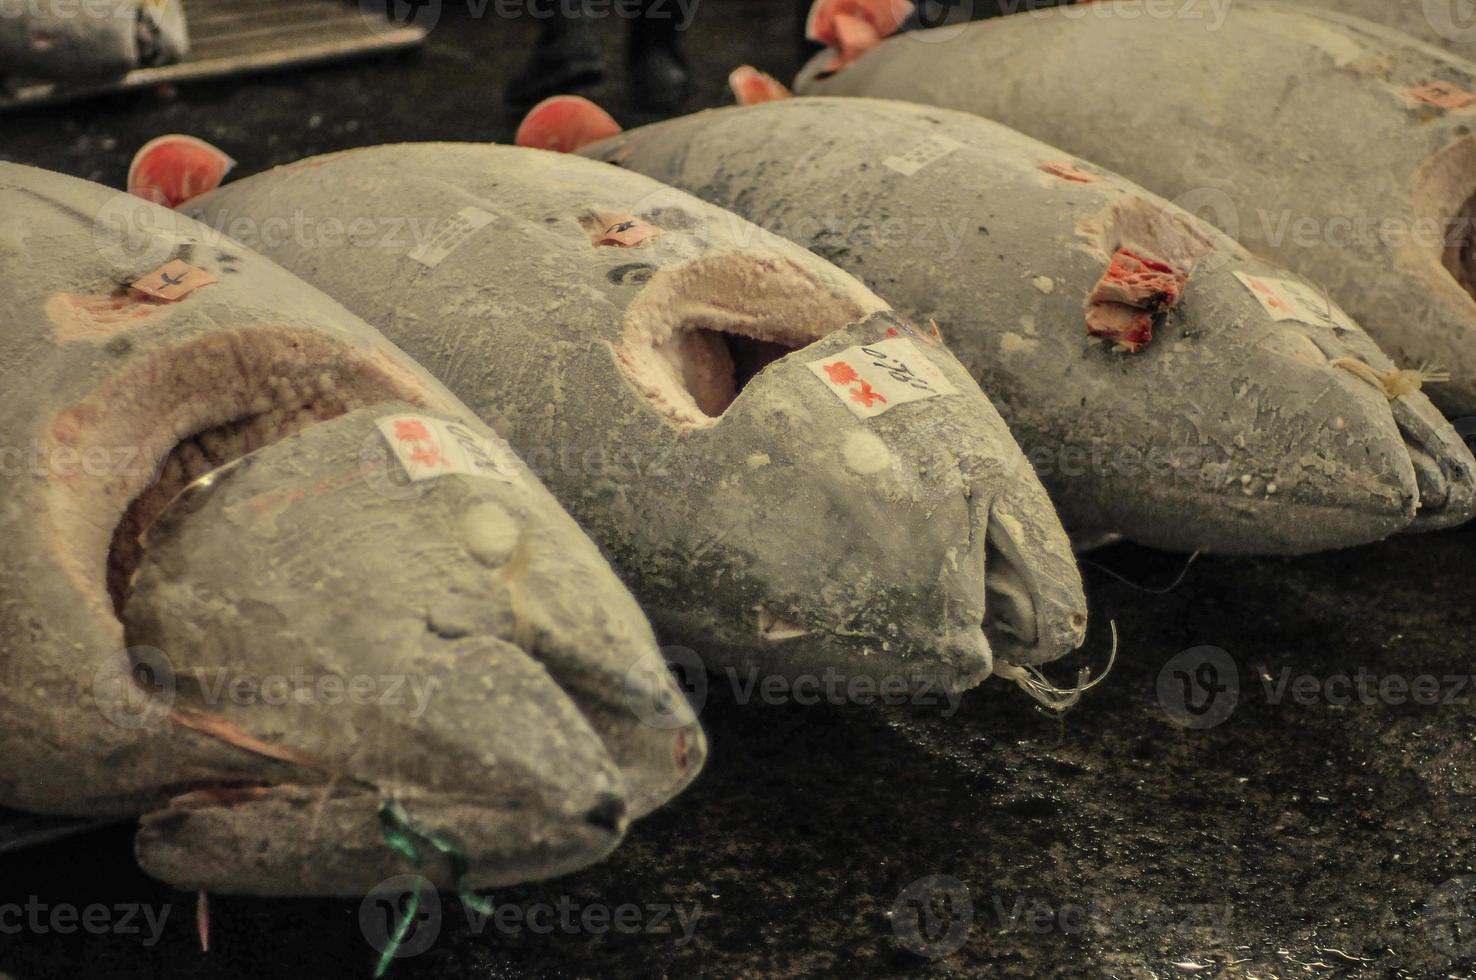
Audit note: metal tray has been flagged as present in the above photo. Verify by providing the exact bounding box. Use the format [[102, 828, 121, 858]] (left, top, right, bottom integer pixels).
[[1, 0, 425, 112]]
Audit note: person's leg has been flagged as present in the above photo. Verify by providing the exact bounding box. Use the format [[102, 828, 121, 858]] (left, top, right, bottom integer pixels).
[[507, 0, 607, 107], [628, 0, 690, 112]]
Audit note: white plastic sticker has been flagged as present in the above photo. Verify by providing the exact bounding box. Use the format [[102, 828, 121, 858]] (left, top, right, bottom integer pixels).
[[807, 337, 959, 419], [882, 135, 963, 177], [1233, 272, 1359, 331], [407, 207, 495, 268], [377, 415, 518, 484]]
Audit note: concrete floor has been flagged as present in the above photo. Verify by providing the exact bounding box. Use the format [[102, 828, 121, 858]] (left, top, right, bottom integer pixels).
[[3, 2, 1476, 977]]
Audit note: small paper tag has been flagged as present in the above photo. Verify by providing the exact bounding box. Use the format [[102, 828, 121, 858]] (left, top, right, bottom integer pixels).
[[130, 259, 217, 301], [407, 207, 495, 268], [882, 135, 963, 177], [377, 415, 518, 484], [593, 214, 662, 248], [807, 337, 959, 419], [1407, 81, 1476, 110], [1233, 272, 1358, 331]]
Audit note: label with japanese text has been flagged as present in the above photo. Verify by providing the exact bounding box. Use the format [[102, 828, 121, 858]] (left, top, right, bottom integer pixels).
[[882, 135, 963, 177], [130, 259, 218, 301], [1232, 272, 1359, 332], [377, 415, 518, 484], [407, 207, 495, 268], [807, 337, 959, 419]]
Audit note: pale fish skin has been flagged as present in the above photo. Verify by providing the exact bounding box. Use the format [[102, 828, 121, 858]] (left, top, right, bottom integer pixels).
[[796, 0, 1476, 420], [189, 142, 1089, 686], [579, 96, 1476, 552], [0, 161, 702, 897], [0, 0, 188, 78]]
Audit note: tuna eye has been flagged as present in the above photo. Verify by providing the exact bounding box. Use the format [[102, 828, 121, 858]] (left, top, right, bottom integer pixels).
[[608, 263, 656, 285]]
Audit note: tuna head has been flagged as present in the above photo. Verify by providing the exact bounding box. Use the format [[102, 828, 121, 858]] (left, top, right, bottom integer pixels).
[[615, 297, 1088, 688], [183, 142, 1087, 693], [569, 97, 1476, 554], [122, 405, 701, 896], [0, 162, 699, 897]]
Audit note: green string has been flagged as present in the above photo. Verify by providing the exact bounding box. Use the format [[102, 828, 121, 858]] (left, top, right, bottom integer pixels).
[[372, 799, 495, 975]]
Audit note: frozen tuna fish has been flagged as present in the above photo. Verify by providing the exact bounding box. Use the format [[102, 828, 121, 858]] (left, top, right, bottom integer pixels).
[[0, 161, 701, 896], [0, 0, 188, 79], [795, 0, 1476, 418], [1287, 0, 1476, 58], [180, 141, 1089, 690], [526, 95, 1476, 552]]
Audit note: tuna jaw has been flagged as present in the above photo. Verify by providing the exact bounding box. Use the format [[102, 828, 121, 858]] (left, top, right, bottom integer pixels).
[[37, 328, 447, 815], [612, 251, 1085, 686]]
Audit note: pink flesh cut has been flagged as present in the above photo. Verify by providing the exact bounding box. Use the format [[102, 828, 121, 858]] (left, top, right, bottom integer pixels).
[[516, 96, 623, 154]]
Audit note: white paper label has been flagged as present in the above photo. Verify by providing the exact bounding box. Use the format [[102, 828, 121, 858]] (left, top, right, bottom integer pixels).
[[882, 135, 963, 177], [377, 415, 518, 484], [1233, 272, 1359, 332], [407, 207, 495, 268], [806, 337, 959, 419]]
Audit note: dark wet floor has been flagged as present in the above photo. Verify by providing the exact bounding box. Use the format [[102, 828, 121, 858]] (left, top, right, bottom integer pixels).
[[4, 2, 1476, 978]]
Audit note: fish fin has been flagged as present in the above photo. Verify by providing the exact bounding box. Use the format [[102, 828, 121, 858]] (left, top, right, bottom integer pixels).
[[728, 65, 794, 106], [127, 135, 235, 210], [515, 95, 623, 154]]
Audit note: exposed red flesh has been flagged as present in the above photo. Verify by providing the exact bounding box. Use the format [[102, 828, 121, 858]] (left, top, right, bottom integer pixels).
[[1085, 248, 1188, 352], [516, 95, 623, 154], [128, 135, 235, 209]]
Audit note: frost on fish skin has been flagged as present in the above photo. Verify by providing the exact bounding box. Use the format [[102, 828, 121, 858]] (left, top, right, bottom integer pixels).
[[0, 162, 701, 897], [191, 142, 1087, 680], [581, 97, 1476, 552], [796, 0, 1476, 420], [0, 0, 188, 78]]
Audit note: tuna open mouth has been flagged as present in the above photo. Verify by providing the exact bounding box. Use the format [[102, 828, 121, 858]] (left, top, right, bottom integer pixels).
[[1442, 187, 1476, 300], [106, 400, 352, 615], [1421, 134, 1476, 304], [40, 325, 448, 699], [613, 253, 882, 426]]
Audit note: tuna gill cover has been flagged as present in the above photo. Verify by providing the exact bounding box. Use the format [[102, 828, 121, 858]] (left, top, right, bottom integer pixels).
[[185, 142, 1090, 696], [573, 96, 1476, 553], [0, 161, 702, 897]]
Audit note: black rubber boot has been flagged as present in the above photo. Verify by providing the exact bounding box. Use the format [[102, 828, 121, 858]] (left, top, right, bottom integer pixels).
[[506, 2, 606, 108], [628, 0, 690, 113]]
